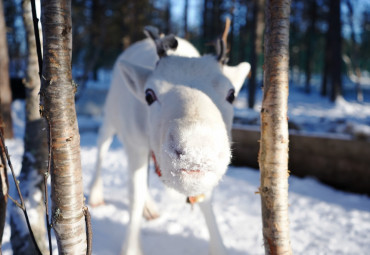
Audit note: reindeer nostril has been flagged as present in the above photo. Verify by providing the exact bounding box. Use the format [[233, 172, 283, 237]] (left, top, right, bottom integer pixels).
[[175, 149, 184, 158]]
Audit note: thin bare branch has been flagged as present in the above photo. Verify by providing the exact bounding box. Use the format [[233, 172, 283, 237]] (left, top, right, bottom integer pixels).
[[29, 1, 52, 253], [0, 126, 8, 252], [7, 195, 22, 209], [83, 207, 92, 255], [0, 131, 25, 211], [0, 130, 42, 255], [44, 121, 52, 255], [30, 0, 42, 79]]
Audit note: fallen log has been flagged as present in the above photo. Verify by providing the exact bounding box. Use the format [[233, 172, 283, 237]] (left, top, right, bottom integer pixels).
[[232, 125, 370, 195]]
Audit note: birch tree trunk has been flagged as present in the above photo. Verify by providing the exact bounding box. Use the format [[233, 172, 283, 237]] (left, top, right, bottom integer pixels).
[[40, 0, 87, 253], [10, 0, 48, 254], [259, 0, 292, 254], [0, 0, 14, 139]]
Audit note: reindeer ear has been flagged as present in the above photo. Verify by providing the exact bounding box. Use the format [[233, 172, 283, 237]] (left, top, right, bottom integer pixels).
[[223, 62, 251, 95], [118, 59, 153, 102]]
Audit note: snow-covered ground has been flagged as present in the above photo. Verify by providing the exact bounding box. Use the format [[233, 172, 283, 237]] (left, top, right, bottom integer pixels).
[[234, 75, 370, 139], [2, 74, 370, 254], [2, 131, 370, 254]]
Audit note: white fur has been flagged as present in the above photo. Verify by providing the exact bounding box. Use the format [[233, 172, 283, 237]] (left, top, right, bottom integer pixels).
[[89, 36, 250, 255]]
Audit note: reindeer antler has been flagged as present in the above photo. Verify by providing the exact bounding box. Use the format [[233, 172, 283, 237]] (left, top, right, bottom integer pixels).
[[216, 18, 231, 64], [144, 26, 178, 58]]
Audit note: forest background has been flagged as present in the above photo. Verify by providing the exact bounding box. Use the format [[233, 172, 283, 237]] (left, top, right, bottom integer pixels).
[[4, 0, 370, 108]]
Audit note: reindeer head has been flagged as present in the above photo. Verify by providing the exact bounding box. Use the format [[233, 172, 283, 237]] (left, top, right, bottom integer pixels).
[[118, 29, 250, 196]]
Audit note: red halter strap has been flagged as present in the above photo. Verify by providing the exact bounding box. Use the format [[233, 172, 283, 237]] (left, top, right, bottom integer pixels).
[[151, 152, 162, 177]]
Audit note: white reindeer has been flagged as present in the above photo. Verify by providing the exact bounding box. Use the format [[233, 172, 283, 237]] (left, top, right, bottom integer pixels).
[[88, 27, 250, 255]]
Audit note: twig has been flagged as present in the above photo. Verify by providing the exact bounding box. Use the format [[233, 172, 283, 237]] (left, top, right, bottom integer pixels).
[[30, 0, 43, 79], [0, 135, 24, 210], [0, 141, 9, 200], [44, 121, 53, 255], [0, 130, 9, 252], [7, 194, 22, 208], [0, 131, 42, 255], [83, 207, 92, 255], [30, 1, 53, 254]]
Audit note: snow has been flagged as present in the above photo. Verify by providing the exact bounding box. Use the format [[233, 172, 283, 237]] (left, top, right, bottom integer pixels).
[[3, 133, 370, 254], [2, 74, 370, 254], [234, 78, 370, 139]]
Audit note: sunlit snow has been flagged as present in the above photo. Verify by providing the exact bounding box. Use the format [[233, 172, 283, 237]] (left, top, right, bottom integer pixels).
[[2, 75, 370, 254]]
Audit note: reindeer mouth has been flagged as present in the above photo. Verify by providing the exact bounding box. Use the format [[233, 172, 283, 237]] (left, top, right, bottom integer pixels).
[[151, 152, 205, 177], [180, 169, 204, 176], [151, 151, 207, 204]]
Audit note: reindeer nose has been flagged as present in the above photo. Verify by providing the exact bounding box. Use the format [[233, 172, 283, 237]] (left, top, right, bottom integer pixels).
[[174, 148, 184, 158], [168, 133, 184, 159], [166, 121, 229, 162]]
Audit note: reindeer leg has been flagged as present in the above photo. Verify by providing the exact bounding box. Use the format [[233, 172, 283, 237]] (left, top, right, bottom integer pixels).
[[122, 148, 148, 255], [89, 120, 114, 207], [198, 191, 227, 255], [143, 191, 160, 221]]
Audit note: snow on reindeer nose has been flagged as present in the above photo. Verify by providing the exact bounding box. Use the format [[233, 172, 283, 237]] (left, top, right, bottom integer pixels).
[[163, 121, 231, 173]]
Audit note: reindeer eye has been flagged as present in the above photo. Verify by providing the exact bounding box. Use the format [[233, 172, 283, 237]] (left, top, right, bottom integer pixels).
[[145, 89, 157, 105], [226, 89, 235, 104]]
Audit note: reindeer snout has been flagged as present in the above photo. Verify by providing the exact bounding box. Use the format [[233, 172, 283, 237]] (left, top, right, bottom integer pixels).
[[159, 122, 231, 196], [164, 122, 231, 170], [159, 120, 231, 196]]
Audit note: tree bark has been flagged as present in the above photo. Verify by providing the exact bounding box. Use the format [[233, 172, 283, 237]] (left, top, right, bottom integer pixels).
[[10, 1, 48, 254], [321, 30, 330, 97], [77, 0, 106, 99], [259, 0, 292, 254], [304, 0, 317, 94], [211, 0, 222, 39], [248, 0, 265, 109], [40, 0, 87, 253], [184, 0, 188, 38], [345, 0, 363, 102], [228, 1, 235, 64], [202, 0, 210, 53], [239, 1, 252, 63], [328, 0, 342, 102], [164, 0, 171, 34], [203, 0, 209, 40], [0, 0, 14, 139]]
